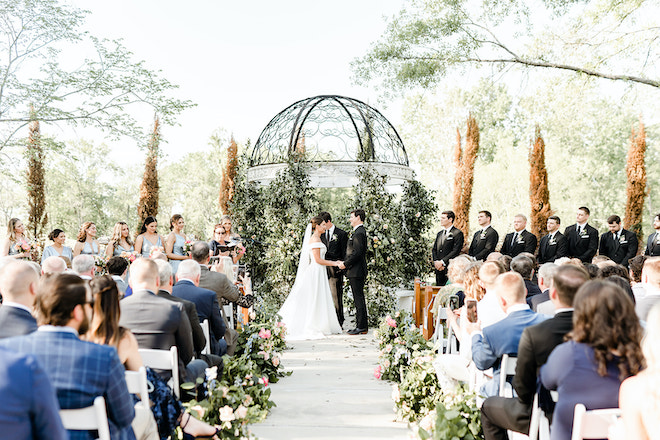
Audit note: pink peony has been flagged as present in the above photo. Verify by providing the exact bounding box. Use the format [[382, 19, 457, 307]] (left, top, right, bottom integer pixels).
[[258, 328, 271, 339], [21, 242, 30, 251], [386, 316, 397, 328], [374, 365, 382, 379]]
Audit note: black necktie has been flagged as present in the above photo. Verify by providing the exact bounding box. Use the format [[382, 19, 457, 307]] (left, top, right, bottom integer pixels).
[[512, 232, 518, 246]]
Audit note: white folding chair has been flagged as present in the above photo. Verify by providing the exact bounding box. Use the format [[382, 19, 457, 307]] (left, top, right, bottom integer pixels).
[[432, 308, 458, 354], [223, 304, 235, 328], [139, 346, 180, 399], [529, 390, 558, 440], [124, 366, 150, 408], [499, 354, 518, 398], [201, 319, 211, 355], [59, 396, 111, 440], [570, 403, 620, 440]]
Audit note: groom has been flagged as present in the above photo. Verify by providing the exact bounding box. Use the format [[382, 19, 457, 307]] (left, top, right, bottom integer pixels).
[[339, 209, 368, 335], [320, 211, 348, 327]]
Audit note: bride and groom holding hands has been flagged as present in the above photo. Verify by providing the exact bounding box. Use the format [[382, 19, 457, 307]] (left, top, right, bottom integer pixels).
[[278, 209, 368, 340]]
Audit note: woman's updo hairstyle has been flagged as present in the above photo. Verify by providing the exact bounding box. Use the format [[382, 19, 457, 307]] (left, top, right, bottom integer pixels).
[[170, 214, 183, 231], [48, 229, 64, 241], [310, 216, 324, 231]]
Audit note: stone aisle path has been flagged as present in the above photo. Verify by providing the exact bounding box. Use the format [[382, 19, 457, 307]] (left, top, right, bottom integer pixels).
[[250, 330, 412, 440]]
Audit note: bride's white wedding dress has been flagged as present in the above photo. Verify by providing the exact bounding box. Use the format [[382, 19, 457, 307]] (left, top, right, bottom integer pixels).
[[278, 241, 342, 340]]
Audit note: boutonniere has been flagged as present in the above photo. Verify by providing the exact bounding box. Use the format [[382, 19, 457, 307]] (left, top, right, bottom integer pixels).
[[331, 233, 338, 242], [480, 231, 487, 240], [579, 228, 587, 237], [549, 238, 557, 245], [619, 235, 627, 244], [446, 232, 453, 240], [516, 235, 525, 244]]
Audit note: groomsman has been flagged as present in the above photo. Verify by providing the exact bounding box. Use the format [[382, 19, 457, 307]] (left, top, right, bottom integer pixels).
[[564, 206, 599, 263], [598, 215, 638, 267], [320, 211, 348, 326], [644, 213, 660, 256], [432, 210, 464, 286], [469, 210, 499, 261], [500, 214, 537, 258], [537, 216, 567, 264]]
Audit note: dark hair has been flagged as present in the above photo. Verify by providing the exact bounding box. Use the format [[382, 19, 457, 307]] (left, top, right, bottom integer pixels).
[[88, 275, 125, 346], [48, 228, 64, 241], [584, 263, 600, 279], [569, 280, 644, 379], [511, 255, 534, 279], [600, 264, 630, 281], [655, 213, 660, 222], [497, 254, 512, 272], [310, 216, 323, 231], [35, 274, 88, 326], [607, 215, 621, 224], [170, 214, 183, 231], [442, 210, 456, 222], [191, 241, 210, 263], [548, 215, 561, 225], [578, 206, 590, 215], [629, 255, 647, 283], [479, 210, 492, 219], [552, 265, 589, 306], [350, 209, 366, 222], [605, 275, 635, 304], [140, 216, 158, 235], [106, 256, 129, 276], [319, 212, 332, 223]]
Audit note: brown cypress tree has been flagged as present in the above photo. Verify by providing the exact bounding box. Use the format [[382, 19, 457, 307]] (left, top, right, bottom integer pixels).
[[26, 107, 47, 238], [452, 114, 479, 243], [137, 116, 160, 231], [219, 136, 239, 215], [529, 127, 553, 244], [624, 118, 647, 251]]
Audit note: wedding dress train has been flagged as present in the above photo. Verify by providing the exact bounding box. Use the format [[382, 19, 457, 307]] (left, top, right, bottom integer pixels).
[[278, 241, 342, 340]]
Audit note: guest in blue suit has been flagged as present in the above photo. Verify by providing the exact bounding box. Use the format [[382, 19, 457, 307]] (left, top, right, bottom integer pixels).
[[0, 273, 136, 440], [0, 261, 39, 339], [541, 280, 644, 440], [173, 259, 227, 356], [471, 272, 548, 397], [0, 345, 67, 440]]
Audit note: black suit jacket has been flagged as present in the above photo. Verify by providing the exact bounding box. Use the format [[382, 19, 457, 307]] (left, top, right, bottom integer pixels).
[[468, 226, 499, 261], [564, 223, 599, 263], [599, 229, 638, 266], [172, 280, 225, 355], [514, 310, 574, 404], [645, 232, 660, 256], [501, 230, 537, 257], [537, 232, 568, 264], [432, 226, 464, 265], [528, 289, 550, 312], [344, 225, 367, 278], [0, 305, 37, 339], [321, 226, 348, 277], [156, 290, 206, 357]]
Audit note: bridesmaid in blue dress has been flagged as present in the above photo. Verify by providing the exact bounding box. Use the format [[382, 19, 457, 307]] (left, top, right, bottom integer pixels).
[[41, 228, 74, 264], [1, 218, 32, 259], [105, 222, 135, 258], [135, 216, 164, 258], [165, 214, 189, 276], [72, 221, 100, 257]]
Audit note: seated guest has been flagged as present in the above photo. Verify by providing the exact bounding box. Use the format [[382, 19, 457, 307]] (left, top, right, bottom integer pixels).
[[119, 258, 208, 386], [431, 255, 472, 316], [107, 256, 129, 294], [592, 255, 613, 267], [637, 257, 660, 321], [72, 254, 95, 280], [528, 263, 557, 312], [629, 255, 647, 302], [42, 255, 67, 275], [599, 264, 630, 280], [511, 255, 542, 299], [0, 261, 39, 339], [0, 273, 135, 440], [0, 345, 67, 439], [471, 272, 548, 397], [497, 254, 512, 272], [476, 261, 506, 328], [173, 260, 227, 356], [541, 280, 643, 440], [618, 302, 660, 439], [480, 265, 588, 440]]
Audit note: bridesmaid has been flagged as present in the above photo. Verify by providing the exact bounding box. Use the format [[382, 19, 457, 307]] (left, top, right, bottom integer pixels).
[[165, 214, 188, 276], [134, 216, 163, 258], [41, 228, 73, 264], [105, 221, 135, 258], [73, 222, 100, 257], [0, 218, 31, 259]]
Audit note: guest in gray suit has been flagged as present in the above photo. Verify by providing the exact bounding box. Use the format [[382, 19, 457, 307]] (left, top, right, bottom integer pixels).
[[119, 258, 208, 385], [0, 261, 39, 339], [637, 257, 660, 321]]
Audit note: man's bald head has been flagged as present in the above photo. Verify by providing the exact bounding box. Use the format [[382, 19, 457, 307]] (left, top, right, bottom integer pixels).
[[0, 261, 39, 306], [42, 256, 67, 275], [495, 272, 527, 307], [479, 261, 506, 290], [129, 258, 159, 292]]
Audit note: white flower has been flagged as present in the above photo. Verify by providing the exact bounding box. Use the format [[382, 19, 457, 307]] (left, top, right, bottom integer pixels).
[[391, 385, 401, 402], [205, 366, 218, 381], [219, 405, 235, 422], [234, 405, 248, 419]]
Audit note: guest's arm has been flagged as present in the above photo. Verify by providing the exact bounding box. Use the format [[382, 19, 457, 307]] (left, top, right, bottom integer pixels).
[[29, 355, 69, 440], [540, 342, 571, 391], [471, 332, 497, 371], [187, 303, 207, 356], [174, 308, 194, 365], [210, 296, 226, 342]]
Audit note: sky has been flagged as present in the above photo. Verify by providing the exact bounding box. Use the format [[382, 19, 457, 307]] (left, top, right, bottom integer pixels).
[[67, 0, 406, 163]]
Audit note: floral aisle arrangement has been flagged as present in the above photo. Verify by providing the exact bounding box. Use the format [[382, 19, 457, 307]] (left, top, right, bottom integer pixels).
[[417, 385, 483, 440], [391, 354, 441, 422]]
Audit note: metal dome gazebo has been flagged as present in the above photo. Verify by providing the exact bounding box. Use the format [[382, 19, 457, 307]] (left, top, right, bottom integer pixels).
[[247, 95, 413, 187]]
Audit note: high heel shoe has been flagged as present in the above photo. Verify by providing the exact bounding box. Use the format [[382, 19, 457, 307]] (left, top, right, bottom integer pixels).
[[180, 412, 220, 439]]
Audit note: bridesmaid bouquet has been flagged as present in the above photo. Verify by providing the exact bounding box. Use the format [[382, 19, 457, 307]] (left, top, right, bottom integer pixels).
[[119, 251, 138, 263], [94, 256, 107, 274], [183, 240, 194, 256], [16, 240, 41, 262], [149, 246, 164, 257]]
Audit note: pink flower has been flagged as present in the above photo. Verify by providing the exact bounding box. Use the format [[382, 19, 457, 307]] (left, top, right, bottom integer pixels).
[[386, 316, 397, 328], [272, 355, 280, 367], [21, 242, 30, 251], [258, 328, 271, 339], [374, 365, 382, 380], [259, 376, 269, 387]]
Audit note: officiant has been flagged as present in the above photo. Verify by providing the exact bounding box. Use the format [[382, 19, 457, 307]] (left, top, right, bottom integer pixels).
[[320, 211, 348, 327]]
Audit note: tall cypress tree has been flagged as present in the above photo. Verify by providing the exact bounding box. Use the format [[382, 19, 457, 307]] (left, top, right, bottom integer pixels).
[[26, 107, 47, 238], [219, 136, 239, 215], [452, 114, 479, 244], [529, 127, 553, 244], [137, 116, 160, 231], [624, 119, 647, 250]]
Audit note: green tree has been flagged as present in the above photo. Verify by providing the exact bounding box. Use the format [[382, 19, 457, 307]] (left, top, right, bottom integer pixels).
[[0, 0, 194, 153], [25, 110, 47, 238], [137, 117, 160, 231]]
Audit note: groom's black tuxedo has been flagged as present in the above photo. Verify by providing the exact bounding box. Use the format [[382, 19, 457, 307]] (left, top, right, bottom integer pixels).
[[598, 228, 638, 267], [321, 226, 348, 325], [345, 224, 368, 330]]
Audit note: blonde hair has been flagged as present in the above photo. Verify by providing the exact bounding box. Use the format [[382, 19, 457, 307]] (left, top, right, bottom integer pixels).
[[110, 222, 133, 249], [464, 262, 485, 301], [7, 218, 21, 242], [219, 256, 235, 281]]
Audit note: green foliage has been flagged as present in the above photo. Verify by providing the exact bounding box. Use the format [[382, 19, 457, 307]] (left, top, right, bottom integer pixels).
[[417, 385, 483, 440], [392, 355, 442, 422]]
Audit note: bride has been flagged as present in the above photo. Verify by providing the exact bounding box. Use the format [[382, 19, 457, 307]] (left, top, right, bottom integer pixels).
[[278, 216, 343, 340]]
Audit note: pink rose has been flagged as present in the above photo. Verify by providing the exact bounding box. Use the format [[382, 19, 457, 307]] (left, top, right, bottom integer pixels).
[[259, 376, 269, 387], [21, 242, 30, 251], [374, 365, 382, 380], [386, 316, 397, 328], [258, 328, 271, 339], [272, 355, 280, 367]]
